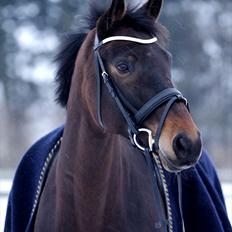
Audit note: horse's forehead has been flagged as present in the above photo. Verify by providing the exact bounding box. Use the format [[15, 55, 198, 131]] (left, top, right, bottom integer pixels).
[[98, 29, 167, 58]]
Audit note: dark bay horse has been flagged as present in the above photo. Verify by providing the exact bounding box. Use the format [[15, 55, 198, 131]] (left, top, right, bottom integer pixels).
[[34, 0, 202, 231]]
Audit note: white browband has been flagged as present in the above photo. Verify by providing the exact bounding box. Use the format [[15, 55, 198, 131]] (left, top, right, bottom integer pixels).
[[94, 36, 158, 50]]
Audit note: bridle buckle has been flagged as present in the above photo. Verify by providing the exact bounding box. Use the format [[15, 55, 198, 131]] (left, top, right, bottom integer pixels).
[[102, 71, 109, 83], [133, 128, 154, 152]]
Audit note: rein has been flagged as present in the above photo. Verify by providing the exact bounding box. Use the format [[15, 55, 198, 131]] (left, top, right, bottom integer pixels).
[[94, 34, 188, 232]]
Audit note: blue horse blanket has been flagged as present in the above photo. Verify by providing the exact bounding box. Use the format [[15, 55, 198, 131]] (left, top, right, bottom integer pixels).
[[4, 126, 232, 231]]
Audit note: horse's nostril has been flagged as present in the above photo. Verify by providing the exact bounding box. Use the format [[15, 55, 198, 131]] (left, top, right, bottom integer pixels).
[[173, 133, 192, 160], [176, 138, 187, 156], [173, 132, 202, 165]]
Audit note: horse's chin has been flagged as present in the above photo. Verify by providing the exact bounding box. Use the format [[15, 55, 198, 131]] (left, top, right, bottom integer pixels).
[[156, 147, 197, 173]]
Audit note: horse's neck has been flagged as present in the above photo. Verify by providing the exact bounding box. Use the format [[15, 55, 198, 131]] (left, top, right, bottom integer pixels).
[[36, 109, 165, 232], [54, 110, 127, 228], [57, 113, 120, 183]]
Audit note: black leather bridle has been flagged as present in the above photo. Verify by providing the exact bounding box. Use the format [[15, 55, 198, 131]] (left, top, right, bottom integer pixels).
[[94, 34, 189, 232], [94, 35, 189, 153]]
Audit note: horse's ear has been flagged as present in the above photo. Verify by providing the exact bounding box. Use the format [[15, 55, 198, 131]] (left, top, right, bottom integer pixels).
[[97, 0, 126, 38], [138, 0, 163, 21]]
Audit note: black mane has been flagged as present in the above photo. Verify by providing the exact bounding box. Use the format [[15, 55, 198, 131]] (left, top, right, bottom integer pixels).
[[55, 1, 168, 107]]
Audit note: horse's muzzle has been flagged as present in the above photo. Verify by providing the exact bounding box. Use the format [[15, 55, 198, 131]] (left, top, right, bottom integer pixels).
[[172, 132, 202, 167]]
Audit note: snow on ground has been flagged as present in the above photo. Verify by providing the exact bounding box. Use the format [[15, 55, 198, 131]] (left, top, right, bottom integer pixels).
[[0, 179, 12, 232], [0, 179, 231, 232], [223, 182, 232, 223]]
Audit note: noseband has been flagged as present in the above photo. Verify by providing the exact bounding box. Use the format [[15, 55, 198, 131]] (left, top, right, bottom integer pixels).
[[94, 35, 189, 153]]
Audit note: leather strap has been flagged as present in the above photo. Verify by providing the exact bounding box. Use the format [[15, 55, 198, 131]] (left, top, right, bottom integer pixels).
[[94, 35, 188, 138], [94, 34, 188, 232], [94, 45, 104, 128], [144, 148, 169, 231], [153, 97, 180, 152], [94, 36, 138, 134], [135, 88, 187, 125], [94, 36, 158, 50]]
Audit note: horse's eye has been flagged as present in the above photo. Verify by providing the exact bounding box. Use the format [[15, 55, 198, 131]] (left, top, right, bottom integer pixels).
[[116, 62, 130, 73]]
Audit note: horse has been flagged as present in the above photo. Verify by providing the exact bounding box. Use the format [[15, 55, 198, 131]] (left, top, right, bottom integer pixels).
[[5, 0, 232, 231], [33, 0, 203, 231]]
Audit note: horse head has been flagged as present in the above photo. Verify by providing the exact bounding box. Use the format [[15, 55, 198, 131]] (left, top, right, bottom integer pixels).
[[56, 0, 202, 173]]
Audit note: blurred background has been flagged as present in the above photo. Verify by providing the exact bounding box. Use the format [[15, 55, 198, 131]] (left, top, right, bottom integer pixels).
[[0, 0, 231, 230]]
